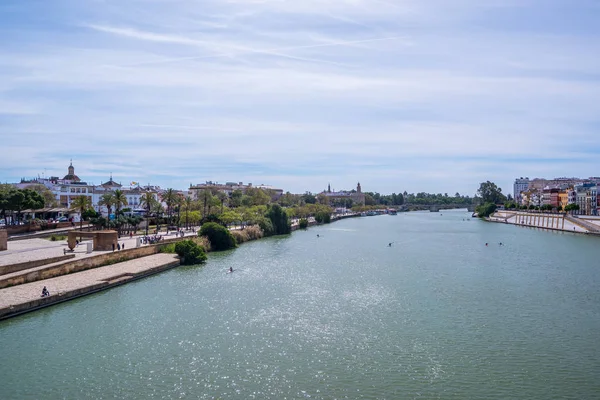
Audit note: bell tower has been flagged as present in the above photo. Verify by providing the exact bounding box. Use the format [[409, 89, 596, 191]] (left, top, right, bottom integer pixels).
[[357, 182, 362, 193], [68, 159, 74, 176]]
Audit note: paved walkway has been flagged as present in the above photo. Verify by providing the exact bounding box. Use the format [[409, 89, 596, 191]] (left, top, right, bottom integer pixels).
[[0, 230, 197, 268], [0, 253, 179, 312], [490, 211, 589, 233]]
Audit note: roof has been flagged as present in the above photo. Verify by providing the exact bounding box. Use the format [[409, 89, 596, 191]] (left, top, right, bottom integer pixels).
[[62, 174, 81, 182], [101, 179, 122, 187]]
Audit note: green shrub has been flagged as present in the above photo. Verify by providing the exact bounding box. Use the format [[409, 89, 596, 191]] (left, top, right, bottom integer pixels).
[[475, 202, 497, 218], [159, 243, 176, 253], [314, 211, 331, 224], [200, 222, 236, 251], [173, 239, 207, 265], [267, 204, 291, 235], [48, 234, 67, 242], [257, 218, 275, 237], [299, 218, 309, 229]]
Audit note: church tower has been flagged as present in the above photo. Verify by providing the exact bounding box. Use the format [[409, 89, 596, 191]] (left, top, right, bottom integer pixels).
[[63, 159, 81, 182], [328, 183, 331, 193], [357, 182, 362, 193]]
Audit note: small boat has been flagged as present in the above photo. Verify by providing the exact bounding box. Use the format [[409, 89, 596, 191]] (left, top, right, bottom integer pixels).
[[389, 209, 397, 215]]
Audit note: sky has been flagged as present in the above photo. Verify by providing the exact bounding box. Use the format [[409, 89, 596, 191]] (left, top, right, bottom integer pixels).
[[1, 0, 599, 196]]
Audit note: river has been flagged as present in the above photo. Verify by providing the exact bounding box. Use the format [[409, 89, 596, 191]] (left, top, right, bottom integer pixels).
[[1, 210, 599, 399]]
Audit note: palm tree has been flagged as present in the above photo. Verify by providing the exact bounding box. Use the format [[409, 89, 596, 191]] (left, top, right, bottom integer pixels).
[[98, 193, 115, 228], [70, 195, 93, 232], [216, 191, 227, 214], [161, 188, 178, 229], [140, 192, 156, 236], [112, 190, 128, 236], [183, 197, 193, 229], [152, 202, 164, 233], [174, 193, 184, 229]]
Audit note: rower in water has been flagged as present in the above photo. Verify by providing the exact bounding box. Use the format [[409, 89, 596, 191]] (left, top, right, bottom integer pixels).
[[229, 267, 233, 273]]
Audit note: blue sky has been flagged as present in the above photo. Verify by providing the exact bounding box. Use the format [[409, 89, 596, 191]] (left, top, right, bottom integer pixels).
[[1, 0, 599, 196]]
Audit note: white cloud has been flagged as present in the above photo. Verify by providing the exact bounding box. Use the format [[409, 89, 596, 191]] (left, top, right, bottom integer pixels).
[[0, 0, 599, 194]]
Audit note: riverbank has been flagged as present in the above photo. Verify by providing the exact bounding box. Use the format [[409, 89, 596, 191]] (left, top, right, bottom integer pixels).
[[0, 213, 363, 320], [0, 253, 179, 320], [488, 210, 600, 235]]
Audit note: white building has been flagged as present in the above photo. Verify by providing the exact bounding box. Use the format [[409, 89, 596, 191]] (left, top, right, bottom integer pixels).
[[513, 177, 530, 204]]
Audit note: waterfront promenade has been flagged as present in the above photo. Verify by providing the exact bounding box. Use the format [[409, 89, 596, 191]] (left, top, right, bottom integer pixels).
[[489, 210, 600, 234], [0, 214, 362, 319], [0, 253, 179, 319], [0, 229, 199, 319]]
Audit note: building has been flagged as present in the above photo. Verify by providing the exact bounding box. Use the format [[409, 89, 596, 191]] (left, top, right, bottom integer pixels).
[[321, 182, 366, 207], [14, 161, 160, 216], [572, 183, 597, 216], [558, 191, 569, 210], [541, 187, 561, 208], [513, 177, 530, 204], [188, 181, 283, 201]]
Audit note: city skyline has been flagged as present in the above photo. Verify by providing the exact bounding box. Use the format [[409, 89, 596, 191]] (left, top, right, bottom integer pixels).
[[1, 0, 599, 195]]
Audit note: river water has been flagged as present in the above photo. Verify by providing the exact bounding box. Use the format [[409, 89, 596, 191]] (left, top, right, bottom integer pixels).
[[1, 210, 599, 399]]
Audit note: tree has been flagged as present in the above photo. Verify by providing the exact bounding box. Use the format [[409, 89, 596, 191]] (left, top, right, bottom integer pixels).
[[98, 193, 115, 220], [112, 190, 128, 236], [0, 185, 17, 224], [302, 192, 317, 204], [200, 189, 213, 218], [182, 197, 193, 229], [221, 209, 242, 227], [27, 184, 58, 207], [7, 189, 44, 224], [364, 194, 376, 206], [229, 189, 243, 207], [564, 203, 580, 215], [216, 191, 228, 214], [266, 204, 291, 235], [161, 188, 178, 228], [70, 195, 93, 231], [245, 188, 271, 206], [152, 202, 164, 232], [475, 202, 497, 218], [200, 222, 236, 251], [140, 192, 156, 236], [477, 181, 507, 204], [174, 240, 207, 265]]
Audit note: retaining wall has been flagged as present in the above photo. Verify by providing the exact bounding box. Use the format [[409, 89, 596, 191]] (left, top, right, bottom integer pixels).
[[0, 230, 6, 251], [0, 238, 182, 289], [0, 257, 181, 320], [0, 254, 75, 276]]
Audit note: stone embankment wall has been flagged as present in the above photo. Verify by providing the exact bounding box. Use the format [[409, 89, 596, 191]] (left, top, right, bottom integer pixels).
[[489, 211, 600, 234], [0, 230, 7, 251], [511, 213, 566, 230], [0, 256, 181, 320], [0, 254, 75, 276], [0, 238, 182, 289]]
